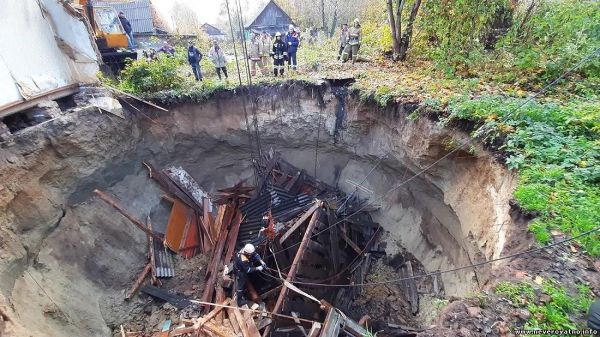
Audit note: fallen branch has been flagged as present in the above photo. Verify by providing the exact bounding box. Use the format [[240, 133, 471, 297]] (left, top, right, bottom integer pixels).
[[94, 189, 164, 241], [104, 85, 168, 112], [126, 263, 151, 299]]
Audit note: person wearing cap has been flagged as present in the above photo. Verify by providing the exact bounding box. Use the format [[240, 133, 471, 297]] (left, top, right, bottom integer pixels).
[[209, 40, 228, 80], [249, 32, 265, 76], [284, 25, 300, 71], [342, 18, 361, 64], [260, 31, 273, 73], [187, 41, 203, 81], [118, 12, 135, 49], [233, 243, 267, 306], [271, 32, 287, 77]]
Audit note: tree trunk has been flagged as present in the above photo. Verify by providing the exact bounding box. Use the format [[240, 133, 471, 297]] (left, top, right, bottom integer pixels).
[[329, 0, 338, 38], [386, 0, 400, 60], [398, 0, 422, 61], [396, 0, 406, 39], [321, 0, 326, 30]]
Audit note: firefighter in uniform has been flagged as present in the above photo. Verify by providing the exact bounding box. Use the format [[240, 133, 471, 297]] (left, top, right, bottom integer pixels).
[[271, 32, 287, 77], [233, 243, 266, 306], [342, 18, 361, 64]]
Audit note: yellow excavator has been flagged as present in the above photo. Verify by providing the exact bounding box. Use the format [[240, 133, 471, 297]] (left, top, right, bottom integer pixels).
[[74, 0, 137, 72]]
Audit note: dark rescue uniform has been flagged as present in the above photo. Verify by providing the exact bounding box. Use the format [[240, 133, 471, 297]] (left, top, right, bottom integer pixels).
[[233, 251, 265, 305], [271, 39, 287, 77]]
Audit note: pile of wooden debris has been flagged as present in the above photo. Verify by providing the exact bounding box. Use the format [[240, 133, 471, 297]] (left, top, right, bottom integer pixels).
[[96, 151, 401, 337]]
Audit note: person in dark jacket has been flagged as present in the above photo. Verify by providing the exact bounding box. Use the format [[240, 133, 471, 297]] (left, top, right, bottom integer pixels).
[[118, 12, 135, 49], [284, 25, 300, 71], [271, 32, 287, 77], [589, 300, 600, 332], [234, 243, 266, 306], [187, 42, 203, 81]]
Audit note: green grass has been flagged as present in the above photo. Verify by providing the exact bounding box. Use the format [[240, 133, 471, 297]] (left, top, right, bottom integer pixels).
[[495, 280, 594, 331], [446, 96, 600, 256]]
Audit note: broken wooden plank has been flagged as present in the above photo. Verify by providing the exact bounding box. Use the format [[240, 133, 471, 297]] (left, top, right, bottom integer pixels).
[[327, 208, 339, 273], [215, 287, 226, 323], [94, 190, 163, 241], [204, 321, 234, 337], [405, 261, 419, 314], [200, 205, 234, 312], [279, 202, 320, 243], [307, 322, 322, 337], [105, 85, 168, 111], [338, 224, 362, 255], [125, 263, 151, 299], [120, 325, 126, 337], [242, 306, 261, 337], [225, 307, 241, 335], [196, 299, 230, 327], [342, 315, 369, 337], [291, 312, 308, 337], [263, 207, 322, 337], [320, 308, 342, 337], [231, 307, 250, 337], [223, 210, 243, 265]]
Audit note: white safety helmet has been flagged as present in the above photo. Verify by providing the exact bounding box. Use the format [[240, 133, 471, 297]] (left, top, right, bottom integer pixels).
[[275, 32, 282, 37], [354, 18, 360, 25], [289, 24, 295, 30], [242, 243, 256, 255]]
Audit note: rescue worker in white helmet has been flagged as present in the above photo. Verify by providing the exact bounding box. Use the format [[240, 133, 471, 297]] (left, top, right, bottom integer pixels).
[[271, 32, 287, 77], [341, 18, 361, 64], [233, 243, 266, 306]]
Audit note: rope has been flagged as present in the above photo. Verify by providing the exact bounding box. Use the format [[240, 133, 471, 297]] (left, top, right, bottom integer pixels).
[[260, 225, 600, 287], [224, 0, 256, 178], [269, 47, 600, 258], [188, 299, 317, 324]]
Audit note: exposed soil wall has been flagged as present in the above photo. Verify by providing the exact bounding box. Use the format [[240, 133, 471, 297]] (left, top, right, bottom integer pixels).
[[0, 83, 515, 336]]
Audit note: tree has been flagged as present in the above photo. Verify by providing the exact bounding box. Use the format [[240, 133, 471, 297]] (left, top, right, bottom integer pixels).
[[386, 0, 422, 61], [171, 1, 201, 35]]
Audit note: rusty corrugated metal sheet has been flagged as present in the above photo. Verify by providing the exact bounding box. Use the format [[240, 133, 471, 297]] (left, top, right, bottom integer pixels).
[[165, 199, 191, 253], [97, 0, 154, 33]]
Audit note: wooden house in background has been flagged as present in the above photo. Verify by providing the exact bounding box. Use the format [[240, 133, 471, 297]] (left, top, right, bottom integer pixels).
[[201, 23, 226, 41], [245, 0, 295, 37]]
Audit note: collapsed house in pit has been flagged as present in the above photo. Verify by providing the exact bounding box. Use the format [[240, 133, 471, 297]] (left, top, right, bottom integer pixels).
[[0, 0, 100, 129], [94, 149, 426, 337]]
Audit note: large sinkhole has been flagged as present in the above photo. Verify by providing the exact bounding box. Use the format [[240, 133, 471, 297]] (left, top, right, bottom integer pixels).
[[0, 83, 516, 337]]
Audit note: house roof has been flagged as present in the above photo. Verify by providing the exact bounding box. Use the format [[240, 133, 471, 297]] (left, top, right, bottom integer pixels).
[[97, 0, 154, 34], [201, 23, 225, 36], [245, 0, 294, 30]]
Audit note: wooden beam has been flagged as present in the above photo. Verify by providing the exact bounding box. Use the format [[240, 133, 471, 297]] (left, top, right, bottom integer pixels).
[[105, 85, 168, 111], [223, 211, 244, 265], [231, 307, 250, 337], [125, 263, 151, 299], [242, 306, 261, 337], [205, 321, 235, 337], [307, 322, 322, 337], [120, 325, 126, 337], [338, 224, 362, 255], [200, 205, 235, 312], [279, 202, 320, 243], [342, 315, 370, 337], [226, 307, 241, 335], [263, 207, 322, 337], [94, 190, 164, 241], [146, 216, 158, 285], [320, 307, 342, 337], [196, 299, 230, 327]]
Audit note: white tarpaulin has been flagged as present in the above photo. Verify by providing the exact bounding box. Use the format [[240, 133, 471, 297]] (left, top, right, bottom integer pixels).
[[0, 0, 99, 109]]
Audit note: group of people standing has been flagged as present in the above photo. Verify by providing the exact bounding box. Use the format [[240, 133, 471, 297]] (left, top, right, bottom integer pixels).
[[184, 19, 361, 82], [338, 18, 362, 63], [249, 25, 301, 77], [186, 40, 229, 81]]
